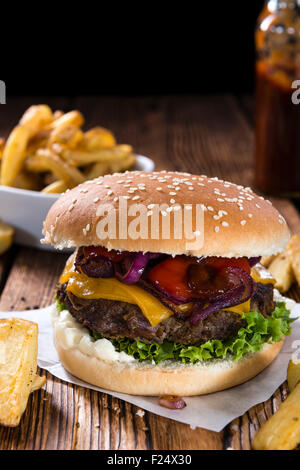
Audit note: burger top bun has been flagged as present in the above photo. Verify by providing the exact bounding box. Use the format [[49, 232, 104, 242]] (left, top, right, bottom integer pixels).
[[42, 171, 290, 258]]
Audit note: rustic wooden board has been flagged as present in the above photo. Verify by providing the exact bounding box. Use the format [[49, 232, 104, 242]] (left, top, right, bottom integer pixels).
[[0, 95, 299, 450]]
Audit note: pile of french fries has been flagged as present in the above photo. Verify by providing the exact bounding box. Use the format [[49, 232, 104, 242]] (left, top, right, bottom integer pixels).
[[0, 105, 136, 193], [261, 234, 300, 293]]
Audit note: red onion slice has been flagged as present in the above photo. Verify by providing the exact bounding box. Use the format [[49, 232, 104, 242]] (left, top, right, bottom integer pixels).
[[158, 396, 186, 410], [189, 267, 255, 325], [115, 252, 161, 285]]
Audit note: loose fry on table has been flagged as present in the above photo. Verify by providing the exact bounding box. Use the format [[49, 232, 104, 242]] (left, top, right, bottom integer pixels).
[[268, 252, 294, 293], [61, 144, 133, 166], [19, 105, 53, 138], [0, 221, 14, 254], [0, 318, 46, 427], [81, 127, 116, 151], [286, 234, 300, 286], [1, 126, 31, 186], [252, 382, 300, 450], [26, 149, 85, 186], [41, 179, 69, 194], [287, 359, 300, 392]]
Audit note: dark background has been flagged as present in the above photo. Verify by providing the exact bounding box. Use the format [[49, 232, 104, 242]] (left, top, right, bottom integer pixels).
[[4, 1, 264, 97]]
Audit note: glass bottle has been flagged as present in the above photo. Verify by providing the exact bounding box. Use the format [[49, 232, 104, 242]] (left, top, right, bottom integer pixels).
[[254, 0, 300, 196]]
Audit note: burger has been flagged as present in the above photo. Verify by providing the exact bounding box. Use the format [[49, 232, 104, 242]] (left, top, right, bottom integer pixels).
[[42, 171, 293, 396]]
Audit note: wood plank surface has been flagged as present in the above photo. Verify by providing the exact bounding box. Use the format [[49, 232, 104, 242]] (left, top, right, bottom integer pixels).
[[0, 95, 299, 450]]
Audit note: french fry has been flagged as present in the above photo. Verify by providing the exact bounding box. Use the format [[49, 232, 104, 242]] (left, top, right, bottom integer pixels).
[[81, 127, 116, 151], [286, 234, 300, 286], [61, 144, 133, 166], [110, 153, 136, 173], [13, 170, 42, 191], [53, 110, 64, 120], [41, 179, 69, 194], [27, 129, 51, 154], [47, 110, 84, 130], [252, 382, 300, 450], [268, 253, 294, 293], [48, 124, 84, 149], [0, 318, 46, 427], [0, 137, 5, 159], [1, 126, 31, 186], [19, 105, 53, 138], [260, 255, 276, 268], [287, 359, 300, 392], [26, 149, 85, 186], [84, 161, 110, 180], [0, 221, 14, 254]]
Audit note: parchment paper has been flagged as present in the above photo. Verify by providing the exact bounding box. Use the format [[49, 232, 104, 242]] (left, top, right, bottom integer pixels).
[[1, 303, 299, 432]]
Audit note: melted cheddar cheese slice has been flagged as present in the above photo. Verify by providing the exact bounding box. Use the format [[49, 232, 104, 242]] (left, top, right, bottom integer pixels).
[[59, 255, 275, 327]]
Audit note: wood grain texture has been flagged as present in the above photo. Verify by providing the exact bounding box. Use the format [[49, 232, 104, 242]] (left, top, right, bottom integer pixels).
[[0, 95, 299, 450]]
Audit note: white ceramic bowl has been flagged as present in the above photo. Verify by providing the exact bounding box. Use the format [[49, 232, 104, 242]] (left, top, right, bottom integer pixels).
[[0, 154, 155, 251]]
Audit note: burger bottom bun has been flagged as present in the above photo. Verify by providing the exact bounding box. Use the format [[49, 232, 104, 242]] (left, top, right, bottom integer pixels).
[[54, 334, 283, 396]]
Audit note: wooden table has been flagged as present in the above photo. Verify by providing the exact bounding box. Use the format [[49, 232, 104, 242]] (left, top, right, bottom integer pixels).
[[0, 95, 300, 450]]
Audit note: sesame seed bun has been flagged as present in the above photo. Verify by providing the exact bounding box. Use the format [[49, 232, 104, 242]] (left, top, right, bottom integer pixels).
[[42, 171, 290, 257]]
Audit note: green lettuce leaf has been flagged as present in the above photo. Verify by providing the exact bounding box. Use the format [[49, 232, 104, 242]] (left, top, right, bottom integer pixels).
[[55, 296, 66, 313], [93, 302, 294, 364]]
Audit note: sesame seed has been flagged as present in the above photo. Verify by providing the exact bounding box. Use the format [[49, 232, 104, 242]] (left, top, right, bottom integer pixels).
[[161, 210, 167, 216], [248, 213, 253, 218], [107, 190, 113, 196], [185, 205, 192, 210], [113, 197, 118, 202], [217, 198, 224, 202], [188, 187, 194, 191], [156, 187, 162, 191], [207, 206, 214, 211], [104, 185, 110, 188], [169, 192, 177, 196], [132, 195, 140, 201], [222, 221, 229, 227], [86, 224, 91, 231], [93, 197, 100, 203], [215, 226, 220, 233], [148, 204, 155, 209], [170, 199, 175, 204], [240, 220, 246, 226]]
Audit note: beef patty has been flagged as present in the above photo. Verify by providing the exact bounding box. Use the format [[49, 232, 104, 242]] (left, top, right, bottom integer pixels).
[[56, 281, 274, 345]]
